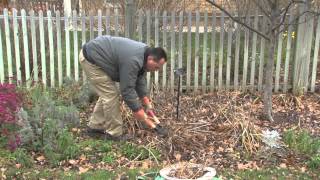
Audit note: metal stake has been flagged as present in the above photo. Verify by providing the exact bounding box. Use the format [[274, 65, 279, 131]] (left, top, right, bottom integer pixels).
[[174, 68, 184, 120]]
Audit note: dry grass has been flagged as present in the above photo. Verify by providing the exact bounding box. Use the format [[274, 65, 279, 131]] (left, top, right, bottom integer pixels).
[[120, 91, 265, 160]]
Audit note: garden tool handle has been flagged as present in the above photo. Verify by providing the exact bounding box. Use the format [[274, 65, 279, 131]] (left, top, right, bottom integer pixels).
[[146, 110, 160, 124], [142, 116, 157, 129]]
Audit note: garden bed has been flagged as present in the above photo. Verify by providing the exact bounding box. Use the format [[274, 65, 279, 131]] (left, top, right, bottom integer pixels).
[[1, 82, 320, 179]]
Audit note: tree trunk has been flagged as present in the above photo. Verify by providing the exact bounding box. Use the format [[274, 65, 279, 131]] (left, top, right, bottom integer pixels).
[[263, 36, 275, 121], [263, 6, 278, 122]]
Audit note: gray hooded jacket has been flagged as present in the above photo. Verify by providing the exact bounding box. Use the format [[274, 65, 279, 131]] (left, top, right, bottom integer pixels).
[[82, 35, 148, 112]]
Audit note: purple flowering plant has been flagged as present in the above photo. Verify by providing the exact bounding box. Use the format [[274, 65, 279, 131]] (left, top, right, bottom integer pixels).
[[0, 83, 22, 151]]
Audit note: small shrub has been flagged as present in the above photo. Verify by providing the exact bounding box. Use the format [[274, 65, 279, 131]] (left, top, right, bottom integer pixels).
[[284, 129, 320, 171], [0, 148, 15, 166], [283, 129, 296, 148], [43, 145, 60, 166], [80, 170, 115, 180], [98, 141, 113, 152], [0, 83, 22, 151], [12, 148, 33, 168], [283, 129, 320, 156], [56, 129, 80, 160], [121, 143, 144, 160], [296, 131, 314, 154], [308, 155, 320, 170], [224, 168, 313, 179], [43, 129, 80, 166], [16, 108, 34, 146], [15, 85, 81, 166], [120, 143, 160, 161], [79, 139, 113, 153], [18, 86, 80, 151], [52, 78, 97, 108], [102, 152, 116, 164]]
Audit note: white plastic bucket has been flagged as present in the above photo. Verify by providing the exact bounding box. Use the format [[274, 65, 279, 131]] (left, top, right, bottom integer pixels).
[[159, 163, 216, 180]]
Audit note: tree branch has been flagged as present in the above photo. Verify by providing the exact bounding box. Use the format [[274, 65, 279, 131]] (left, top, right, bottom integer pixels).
[[276, 10, 319, 36], [273, 0, 307, 32], [206, 0, 270, 41], [272, 1, 295, 32], [265, 0, 278, 8], [253, 0, 270, 17]]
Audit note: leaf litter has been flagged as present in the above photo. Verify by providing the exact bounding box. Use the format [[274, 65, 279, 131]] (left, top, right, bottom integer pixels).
[[121, 91, 320, 171], [78, 90, 320, 176]]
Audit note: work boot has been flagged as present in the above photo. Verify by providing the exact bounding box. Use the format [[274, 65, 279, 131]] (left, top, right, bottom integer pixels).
[[104, 133, 133, 142], [154, 124, 169, 137], [85, 127, 106, 138]]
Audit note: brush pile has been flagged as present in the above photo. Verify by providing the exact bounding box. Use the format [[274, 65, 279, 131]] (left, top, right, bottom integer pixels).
[[120, 91, 320, 169]]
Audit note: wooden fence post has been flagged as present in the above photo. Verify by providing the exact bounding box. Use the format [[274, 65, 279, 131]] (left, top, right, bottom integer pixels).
[[125, 0, 135, 38], [47, 10, 55, 87], [13, 9, 22, 85], [56, 11, 63, 87], [162, 11, 168, 90], [21, 9, 30, 87], [218, 12, 225, 90], [210, 11, 216, 92], [293, 1, 313, 94], [0, 13, 3, 84], [310, 14, 320, 92], [0, 8, 318, 91], [39, 10, 47, 87], [30, 10, 38, 83]]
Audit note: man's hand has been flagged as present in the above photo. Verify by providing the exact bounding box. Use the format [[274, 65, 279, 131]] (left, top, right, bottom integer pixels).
[[146, 110, 160, 124], [154, 124, 168, 137], [142, 97, 153, 110], [142, 96, 160, 124], [134, 109, 156, 129]]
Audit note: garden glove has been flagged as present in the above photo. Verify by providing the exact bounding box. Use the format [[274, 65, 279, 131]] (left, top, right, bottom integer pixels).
[[133, 109, 156, 129], [141, 97, 160, 124]]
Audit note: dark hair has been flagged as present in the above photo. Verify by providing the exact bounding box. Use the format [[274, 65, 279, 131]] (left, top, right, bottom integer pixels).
[[144, 47, 167, 62]]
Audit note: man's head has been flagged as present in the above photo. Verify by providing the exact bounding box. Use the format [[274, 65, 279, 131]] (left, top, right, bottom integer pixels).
[[144, 47, 167, 72]]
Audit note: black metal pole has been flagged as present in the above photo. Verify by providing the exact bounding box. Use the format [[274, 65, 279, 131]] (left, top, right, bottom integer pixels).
[[176, 75, 181, 120], [174, 68, 184, 121]]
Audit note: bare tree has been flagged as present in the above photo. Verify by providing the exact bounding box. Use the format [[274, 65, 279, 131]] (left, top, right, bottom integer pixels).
[[206, 0, 319, 121]]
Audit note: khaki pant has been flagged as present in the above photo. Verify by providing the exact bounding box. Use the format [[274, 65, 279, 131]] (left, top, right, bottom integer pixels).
[[79, 50, 123, 136]]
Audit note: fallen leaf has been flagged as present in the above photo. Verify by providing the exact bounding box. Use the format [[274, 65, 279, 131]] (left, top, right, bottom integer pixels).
[[217, 147, 224, 152], [175, 153, 181, 161], [237, 163, 248, 170], [279, 163, 287, 168], [69, 159, 77, 165], [36, 155, 45, 161], [63, 166, 71, 172], [79, 154, 87, 161], [79, 167, 89, 174], [141, 160, 151, 169], [226, 148, 234, 152], [71, 128, 79, 132], [15, 164, 21, 169], [237, 162, 257, 170], [201, 108, 208, 113]]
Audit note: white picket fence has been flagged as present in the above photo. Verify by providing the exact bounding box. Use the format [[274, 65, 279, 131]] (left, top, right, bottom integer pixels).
[[0, 8, 319, 93]]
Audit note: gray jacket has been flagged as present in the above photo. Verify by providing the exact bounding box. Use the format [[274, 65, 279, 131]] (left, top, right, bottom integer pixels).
[[83, 35, 148, 112]]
